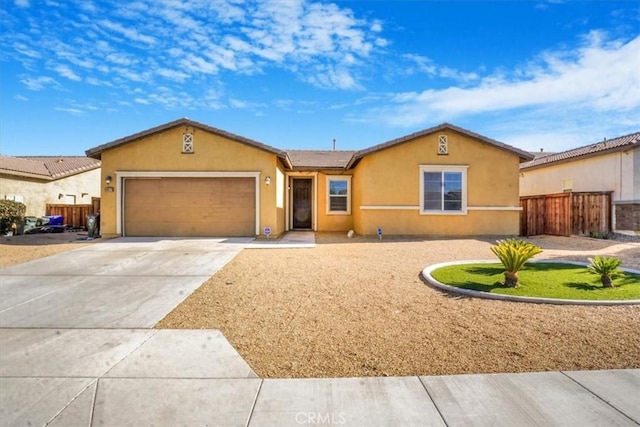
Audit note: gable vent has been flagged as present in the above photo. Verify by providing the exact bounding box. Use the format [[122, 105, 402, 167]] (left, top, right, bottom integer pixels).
[[438, 135, 448, 155], [182, 133, 194, 153]]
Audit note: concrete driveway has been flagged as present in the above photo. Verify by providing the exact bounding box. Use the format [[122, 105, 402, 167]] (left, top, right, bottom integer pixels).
[[0, 237, 251, 328]]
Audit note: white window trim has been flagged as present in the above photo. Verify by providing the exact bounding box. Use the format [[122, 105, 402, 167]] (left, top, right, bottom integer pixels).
[[419, 165, 468, 215], [326, 175, 352, 215]]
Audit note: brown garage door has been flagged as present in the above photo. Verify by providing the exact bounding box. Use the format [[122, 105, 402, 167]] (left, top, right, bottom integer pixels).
[[124, 177, 255, 237]]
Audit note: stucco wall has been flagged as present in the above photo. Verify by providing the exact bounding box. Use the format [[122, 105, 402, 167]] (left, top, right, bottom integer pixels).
[[519, 150, 637, 202], [98, 126, 284, 238], [316, 171, 354, 232], [519, 149, 639, 233], [1, 169, 101, 216], [351, 129, 522, 236]]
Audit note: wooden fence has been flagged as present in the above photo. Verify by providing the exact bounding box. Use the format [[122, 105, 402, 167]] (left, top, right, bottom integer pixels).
[[520, 192, 611, 237], [45, 202, 99, 229]]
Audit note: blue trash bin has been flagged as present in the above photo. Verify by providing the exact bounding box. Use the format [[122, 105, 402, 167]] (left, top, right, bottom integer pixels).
[[42, 215, 64, 226]]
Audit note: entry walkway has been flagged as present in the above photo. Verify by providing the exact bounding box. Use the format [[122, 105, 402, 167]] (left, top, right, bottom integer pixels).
[[1, 328, 638, 426], [247, 231, 316, 248]]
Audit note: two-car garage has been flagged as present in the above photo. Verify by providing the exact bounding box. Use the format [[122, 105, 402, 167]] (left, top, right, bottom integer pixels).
[[122, 176, 256, 237], [85, 118, 291, 238]]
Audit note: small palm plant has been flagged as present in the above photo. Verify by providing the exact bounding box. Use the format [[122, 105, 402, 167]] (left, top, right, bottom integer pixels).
[[587, 256, 624, 288], [490, 239, 543, 288]]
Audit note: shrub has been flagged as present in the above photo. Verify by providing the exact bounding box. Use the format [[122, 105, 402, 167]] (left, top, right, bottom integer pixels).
[[490, 238, 543, 287], [0, 199, 26, 235], [588, 256, 624, 288]]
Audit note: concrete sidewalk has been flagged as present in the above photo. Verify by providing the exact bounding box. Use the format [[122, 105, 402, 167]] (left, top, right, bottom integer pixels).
[[1, 328, 638, 427]]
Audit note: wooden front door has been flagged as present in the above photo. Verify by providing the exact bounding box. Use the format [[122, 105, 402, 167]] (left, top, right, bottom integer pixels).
[[292, 178, 312, 229]]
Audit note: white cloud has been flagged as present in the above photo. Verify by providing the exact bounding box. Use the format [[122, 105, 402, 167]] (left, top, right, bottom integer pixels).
[[4, 0, 386, 99], [105, 53, 137, 66], [13, 42, 40, 59], [14, 0, 29, 7], [98, 19, 156, 45], [85, 77, 112, 86], [14, 94, 29, 101], [305, 65, 360, 90], [180, 55, 218, 74], [54, 64, 81, 81], [229, 98, 266, 109], [115, 68, 150, 82], [156, 68, 189, 82], [54, 107, 84, 115], [134, 97, 150, 105], [401, 54, 478, 83], [366, 33, 640, 127], [20, 76, 58, 90]]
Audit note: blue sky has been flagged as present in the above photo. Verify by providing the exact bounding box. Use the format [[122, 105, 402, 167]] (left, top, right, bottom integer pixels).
[[1, 0, 639, 156]]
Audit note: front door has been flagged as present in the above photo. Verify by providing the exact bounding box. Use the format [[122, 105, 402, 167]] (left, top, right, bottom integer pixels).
[[292, 178, 312, 229]]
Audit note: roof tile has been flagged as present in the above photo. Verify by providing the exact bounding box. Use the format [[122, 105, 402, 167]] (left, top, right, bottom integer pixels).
[[520, 132, 640, 170], [286, 150, 355, 169], [0, 155, 100, 180]]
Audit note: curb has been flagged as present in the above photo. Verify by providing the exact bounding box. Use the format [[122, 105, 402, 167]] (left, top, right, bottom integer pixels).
[[421, 260, 640, 306]]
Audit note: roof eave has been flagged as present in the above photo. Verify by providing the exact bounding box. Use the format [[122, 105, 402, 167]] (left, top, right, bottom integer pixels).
[[290, 166, 348, 172], [0, 169, 52, 181], [520, 143, 638, 171], [279, 155, 293, 170], [349, 123, 533, 164], [85, 118, 286, 159]]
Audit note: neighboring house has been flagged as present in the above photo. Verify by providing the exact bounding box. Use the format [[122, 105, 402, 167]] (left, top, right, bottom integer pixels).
[[0, 155, 101, 216], [520, 132, 640, 235], [86, 118, 533, 238]]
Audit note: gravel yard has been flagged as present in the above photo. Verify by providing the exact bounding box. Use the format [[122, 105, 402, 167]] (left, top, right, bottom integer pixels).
[[157, 234, 640, 378], [0, 232, 90, 268]]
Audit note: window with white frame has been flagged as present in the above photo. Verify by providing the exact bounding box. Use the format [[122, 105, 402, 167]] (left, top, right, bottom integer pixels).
[[419, 165, 467, 214], [326, 176, 351, 214]]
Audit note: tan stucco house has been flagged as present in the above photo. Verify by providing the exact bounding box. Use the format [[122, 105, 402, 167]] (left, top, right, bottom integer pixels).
[[86, 118, 533, 238], [520, 132, 640, 235], [0, 155, 101, 216]]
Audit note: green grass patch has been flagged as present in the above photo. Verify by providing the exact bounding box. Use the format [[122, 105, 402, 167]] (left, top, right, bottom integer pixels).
[[430, 262, 640, 300]]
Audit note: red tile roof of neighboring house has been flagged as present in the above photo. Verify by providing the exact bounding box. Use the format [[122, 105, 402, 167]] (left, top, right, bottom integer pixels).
[[0, 155, 100, 180], [520, 131, 640, 170], [286, 150, 356, 170]]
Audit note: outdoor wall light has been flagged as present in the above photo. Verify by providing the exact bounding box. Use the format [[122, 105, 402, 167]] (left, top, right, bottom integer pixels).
[[105, 176, 112, 185], [265, 176, 271, 185]]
